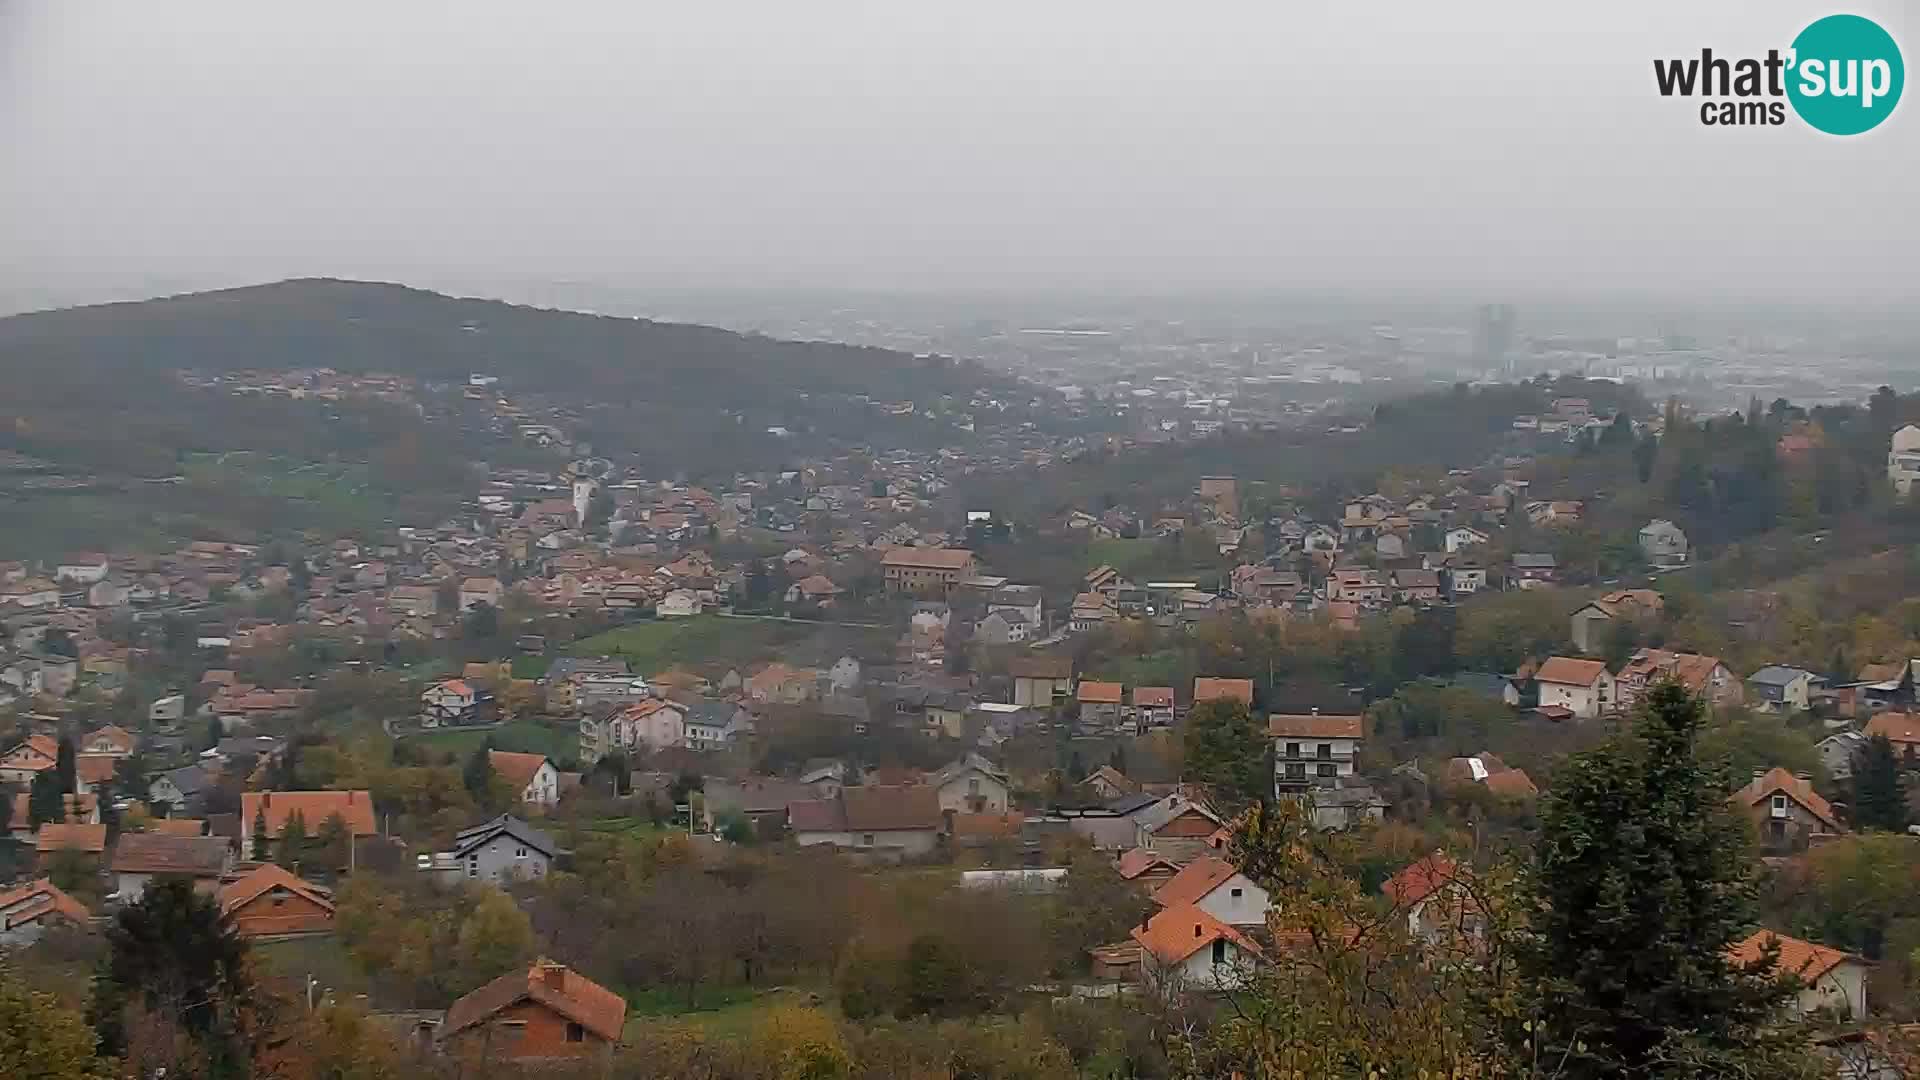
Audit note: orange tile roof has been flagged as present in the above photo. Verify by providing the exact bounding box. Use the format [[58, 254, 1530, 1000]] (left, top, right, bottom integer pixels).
[[1077, 680, 1124, 705], [1864, 712, 1920, 746], [0, 878, 90, 929], [77, 755, 119, 785], [1484, 768, 1539, 798], [1131, 903, 1264, 966], [1534, 656, 1609, 687], [1728, 930, 1862, 982], [1115, 847, 1181, 880], [1382, 852, 1462, 907], [1266, 713, 1364, 739], [148, 818, 207, 837], [441, 959, 627, 1044], [241, 790, 377, 838], [1151, 856, 1243, 909], [36, 823, 108, 854], [487, 750, 551, 792], [1132, 686, 1175, 708], [218, 863, 334, 918], [1193, 677, 1254, 705], [880, 547, 975, 570], [1730, 767, 1840, 830], [12, 792, 96, 826], [950, 812, 1023, 839]]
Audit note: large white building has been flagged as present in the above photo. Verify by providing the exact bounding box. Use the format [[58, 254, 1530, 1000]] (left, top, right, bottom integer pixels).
[[1890, 425, 1920, 496]]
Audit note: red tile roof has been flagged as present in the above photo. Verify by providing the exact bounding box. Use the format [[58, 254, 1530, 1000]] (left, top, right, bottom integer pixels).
[[0, 878, 90, 930], [77, 755, 119, 785], [1151, 856, 1242, 909], [1193, 677, 1254, 705], [1484, 769, 1540, 798], [487, 751, 551, 792], [218, 863, 334, 918], [1730, 767, 1840, 830], [881, 547, 975, 570], [110, 833, 229, 875], [36, 823, 107, 854], [1266, 713, 1364, 739], [1534, 656, 1609, 687], [1382, 852, 1463, 907], [1864, 711, 1920, 747], [1115, 847, 1181, 880], [241, 791, 377, 839], [1728, 930, 1863, 982], [1131, 903, 1264, 966], [1077, 680, 1124, 705], [1132, 686, 1175, 708], [441, 959, 627, 1044]]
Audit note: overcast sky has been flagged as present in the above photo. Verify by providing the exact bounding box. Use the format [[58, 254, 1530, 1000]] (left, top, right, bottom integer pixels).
[[0, 0, 1912, 303]]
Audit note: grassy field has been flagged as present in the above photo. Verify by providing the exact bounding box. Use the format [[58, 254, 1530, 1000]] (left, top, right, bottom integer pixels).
[[1085, 537, 1160, 577], [622, 987, 822, 1038], [569, 616, 820, 674], [408, 719, 579, 761], [255, 934, 373, 1003]]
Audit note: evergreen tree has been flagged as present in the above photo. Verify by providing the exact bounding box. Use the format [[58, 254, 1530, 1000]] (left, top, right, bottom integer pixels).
[[1851, 734, 1907, 831], [463, 741, 496, 800], [315, 812, 352, 871], [1522, 681, 1813, 1077], [205, 714, 224, 752], [277, 810, 309, 869], [54, 734, 76, 795], [1182, 699, 1269, 810], [28, 770, 66, 827], [93, 877, 252, 1063], [249, 805, 272, 862]]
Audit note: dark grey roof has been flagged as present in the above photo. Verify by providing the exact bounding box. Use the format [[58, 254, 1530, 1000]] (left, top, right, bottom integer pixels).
[[1448, 671, 1513, 699], [1747, 665, 1813, 687], [160, 764, 209, 797], [1104, 792, 1160, 816], [682, 700, 743, 726], [215, 735, 285, 759], [1512, 553, 1557, 569], [545, 656, 631, 683], [450, 814, 557, 858]]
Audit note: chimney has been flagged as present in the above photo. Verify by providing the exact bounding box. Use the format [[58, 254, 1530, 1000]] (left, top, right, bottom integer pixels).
[[1795, 772, 1813, 783], [1752, 768, 1766, 782], [539, 963, 566, 994]]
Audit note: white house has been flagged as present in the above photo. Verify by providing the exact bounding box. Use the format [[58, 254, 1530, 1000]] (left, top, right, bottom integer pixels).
[[1444, 526, 1490, 553], [827, 656, 862, 693], [54, 556, 110, 585], [420, 679, 480, 727], [0, 578, 61, 609], [458, 577, 503, 612], [488, 750, 560, 807], [1730, 931, 1870, 1019], [1132, 904, 1264, 995], [1268, 712, 1363, 794], [655, 589, 702, 618], [1151, 856, 1271, 928], [931, 753, 1011, 814], [1747, 665, 1818, 714], [1638, 519, 1690, 567], [1890, 425, 1920, 496], [1532, 656, 1615, 719]]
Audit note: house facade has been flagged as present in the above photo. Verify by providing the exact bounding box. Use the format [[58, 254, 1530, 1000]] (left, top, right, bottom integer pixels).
[[438, 960, 626, 1064], [1532, 657, 1615, 719], [1268, 713, 1363, 794], [881, 547, 976, 594]]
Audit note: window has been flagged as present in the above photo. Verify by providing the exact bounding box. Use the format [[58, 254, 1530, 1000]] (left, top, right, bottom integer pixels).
[[1211, 939, 1226, 965], [1230, 887, 1243, 899], [516, 847, 527, 859], [1285, 742, 1301, 758], [862, 833, 875, 846], [466, 857, 478, 878], [1285, 762, 1306, 779], [1316, 743, 1332, 759], [968, 778, 980, 795], [566, 1022, 585, 1043], [1317, 763, 1337, 778]]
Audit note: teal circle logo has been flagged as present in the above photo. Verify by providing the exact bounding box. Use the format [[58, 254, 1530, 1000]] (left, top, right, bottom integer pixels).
[[1787, 14, 1903, 135]]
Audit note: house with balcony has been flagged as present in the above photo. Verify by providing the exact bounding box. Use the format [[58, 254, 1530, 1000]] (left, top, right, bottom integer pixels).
[[1268, 712, 1363, 795]]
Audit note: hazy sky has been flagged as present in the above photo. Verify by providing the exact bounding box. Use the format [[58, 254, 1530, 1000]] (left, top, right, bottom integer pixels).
[[1, 0, 1913, 301]]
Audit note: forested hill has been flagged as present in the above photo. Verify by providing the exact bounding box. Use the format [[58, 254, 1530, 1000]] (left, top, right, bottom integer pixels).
[[0, 277, 1018, 410]]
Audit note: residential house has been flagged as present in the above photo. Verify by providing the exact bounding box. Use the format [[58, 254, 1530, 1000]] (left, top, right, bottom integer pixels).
[[1009, 655, 1073, 707], [1615, 648, 1742, 712], [881, 547, 976, 594], [702, 778, 815, 833], [387, 585, 439, 618], [1748, 666, 1820, 714], [1328, 568, 1388, 605], [148, 765, 210, 816], [1384, 850, 1497, 951], [1817, 731, 1866, 783], [1568, 589, 1664, 654], [1730, 767, 1843, 853], [985, 584, 1043, 627], [238, 790, 377, 856], [572, 673, 653, 714], [680, 699, 752, 752], [1531, 656, 1615, 719], [0, 733, 58, 784], [785, 575, 843, 606], [490, 751, 561, 807], [1114, 847, 1183, 889], [54, 554, 110, 584], [745, 662, 819, 705], [580, 698, 688, 762], [1151, 855, 1271, 928], [438, 959, 626, 1064], [0, 577, 60, 609], [1083, 765, 1138, 800], [1390, 568, 1442, 604], [458, 577, 503, 611], [1638, 519, 1690, 567], [1269, 712, 1364, 794], [1442, 561, 1488, 598], [149, 693, 188, 726], [1077, 681, 1125, 727], [74, 754, 118, 795], [1505, 552, 1556, 589], [1307, 782, 1390, 830], [1192, 677, 1254, 708], [789, 784, 945, 857], [10, 793, 99, 840], [931, 753, 1011, 814], [974, 609, 1032, 646], [1446, 752, 1539, 799], [1444, 525, 1490, 553], [1132, 686, 1176, 729], [109, 833, 231, 902], [36, 823, 108, 862], [1130, 796, 1226, 862], [655, 589, 702, 618], [421, 679, 481, 726], [1729, 931, 1870, 1019], [430, 815, 559, 886], [218, 863, 336, 938], [1132, 904, 1264, 995], [1069, 591, 1116, 631], [79, 724, 136, 757], [0, 878, 90, 945]]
